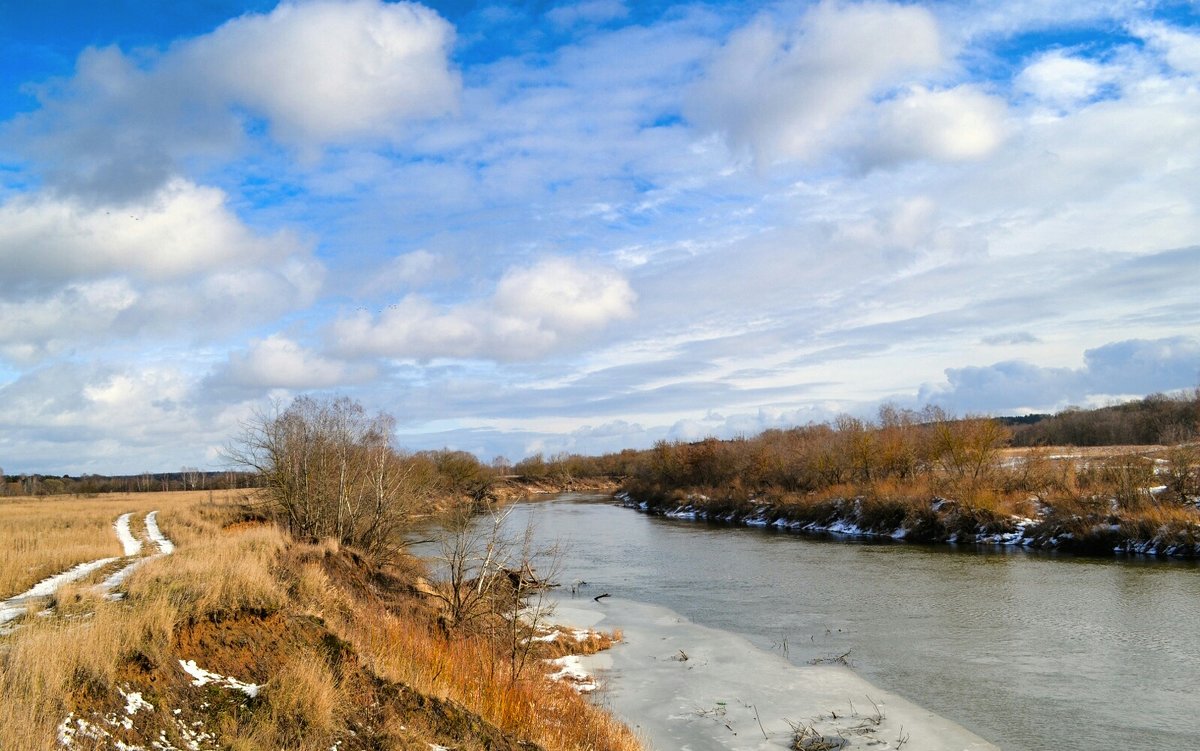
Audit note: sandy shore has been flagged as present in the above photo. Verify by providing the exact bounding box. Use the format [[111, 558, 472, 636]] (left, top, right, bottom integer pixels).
[[555, 597, 997, 751]]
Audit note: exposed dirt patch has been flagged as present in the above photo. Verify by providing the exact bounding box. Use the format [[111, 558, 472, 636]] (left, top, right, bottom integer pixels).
[[175, 611, 335, 685]]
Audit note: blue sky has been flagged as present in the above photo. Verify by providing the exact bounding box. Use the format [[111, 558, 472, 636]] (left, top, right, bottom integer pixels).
[[1, 0, 1199, 474]]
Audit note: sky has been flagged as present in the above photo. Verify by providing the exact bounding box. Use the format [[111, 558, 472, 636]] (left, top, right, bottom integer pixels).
[[1, 0, 1199, 475]]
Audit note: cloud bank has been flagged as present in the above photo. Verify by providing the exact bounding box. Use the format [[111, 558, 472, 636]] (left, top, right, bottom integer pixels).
[[1, 0, 1198, 472]]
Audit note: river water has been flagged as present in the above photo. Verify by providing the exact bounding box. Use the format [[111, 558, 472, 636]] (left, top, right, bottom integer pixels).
[[506, 494, 1200, 751]]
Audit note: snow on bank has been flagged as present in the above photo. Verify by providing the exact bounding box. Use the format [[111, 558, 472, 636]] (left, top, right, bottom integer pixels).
[[640, 497, 1200, 559], [545, 655, 599, 693], [58, 683, 220, 751], [115, 513, 142, 556], [561, 597, 997, 751], [179, 660, 261, 697]]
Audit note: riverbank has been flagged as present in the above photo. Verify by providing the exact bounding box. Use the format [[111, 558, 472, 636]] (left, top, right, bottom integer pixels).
[[499, 496, 1200, 751], [617, 490, 1200, 559], [0, 492, 641, 751], [490, 475, 621, 504]]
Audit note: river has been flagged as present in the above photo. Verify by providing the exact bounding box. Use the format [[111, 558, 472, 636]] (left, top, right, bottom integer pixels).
[[504, 494, 1200, 751]]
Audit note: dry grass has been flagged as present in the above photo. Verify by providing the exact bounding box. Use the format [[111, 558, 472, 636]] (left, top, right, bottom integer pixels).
[[126, 523, 288, 619], [331, 598, 640, 751], [1, 490, 642, 751], [257, 649, 341, 750], [0, 490, 235, 599]]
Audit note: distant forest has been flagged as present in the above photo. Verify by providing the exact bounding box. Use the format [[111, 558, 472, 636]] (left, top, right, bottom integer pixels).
[[3, 390, 1197, 497], [1005, 390, 1200, 446]]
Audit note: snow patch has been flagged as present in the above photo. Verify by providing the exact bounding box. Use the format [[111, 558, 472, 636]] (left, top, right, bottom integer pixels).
[[122, 688, 154, 716], [145, 511, 175, 554], [179, 660, 261, 697], [115, 512, 143, 556], [1, 557, 119, 626], [545, 654, 598, 692]]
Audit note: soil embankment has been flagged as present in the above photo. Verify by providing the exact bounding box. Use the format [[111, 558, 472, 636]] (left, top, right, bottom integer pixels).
[[489, 475, 621, 503]]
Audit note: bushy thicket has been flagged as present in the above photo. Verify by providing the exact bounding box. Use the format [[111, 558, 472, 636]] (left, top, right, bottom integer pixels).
[[620, 406, 1014, 503]]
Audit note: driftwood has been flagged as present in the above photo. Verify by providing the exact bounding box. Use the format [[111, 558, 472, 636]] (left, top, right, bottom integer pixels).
[[593, 592, 611, 602], [501, 562, 555, 590]]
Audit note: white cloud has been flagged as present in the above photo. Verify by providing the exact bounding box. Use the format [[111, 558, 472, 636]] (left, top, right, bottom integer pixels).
[[1016, 51, 1114, 108], [546, 0, 629, 29], [173, 0, 460, 146], [362, 249, 444, 294], [0, 179, 304, 287], [1136, 21, 1200, 75], [0, 180, 323, 364], [332, 257, 636, 360], [866, 85, 1008, 165], [493, 257, 635, 335], [7, 0, 459, 200], [687, 1, 942, 163], [0, 280, 137, 364], [218, 335, 375, 389]]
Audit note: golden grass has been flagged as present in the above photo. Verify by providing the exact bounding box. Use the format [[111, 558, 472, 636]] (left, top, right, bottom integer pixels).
[[1, 490, 643, 751], [0, 490, 230, 599], [257, 649, 340, 750], [126, 524, 287, 619], [330, 599, 641, 751]]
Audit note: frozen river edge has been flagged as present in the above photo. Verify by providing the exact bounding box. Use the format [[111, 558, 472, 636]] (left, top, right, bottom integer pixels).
[[554, 597, 998, 751]]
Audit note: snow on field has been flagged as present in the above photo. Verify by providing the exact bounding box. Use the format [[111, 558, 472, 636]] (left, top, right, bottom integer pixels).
[[179, 659, 261, 697], [145, 511, 175, 554], [0, 557, 119, 626], [98, 511, 176, 597], [558, 598, 998, 751], [2, 510, 179, 625], [114, 512, 142, 556]]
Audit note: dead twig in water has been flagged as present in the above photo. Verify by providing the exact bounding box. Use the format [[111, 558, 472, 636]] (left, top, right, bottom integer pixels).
[[752, 703, 768, 740], [808, 649, 852, 666], [786, 720, 846, 750], [865, 695, 883, 726], [593, 592, 610, 602]]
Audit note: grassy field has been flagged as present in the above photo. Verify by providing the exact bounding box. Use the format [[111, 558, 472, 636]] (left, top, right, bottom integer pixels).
[[0, 491, 233, 600], [0, 490, 641, 751]]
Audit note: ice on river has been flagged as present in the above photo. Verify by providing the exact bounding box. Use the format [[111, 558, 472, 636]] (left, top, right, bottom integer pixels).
[[555, 598, 997, 751]]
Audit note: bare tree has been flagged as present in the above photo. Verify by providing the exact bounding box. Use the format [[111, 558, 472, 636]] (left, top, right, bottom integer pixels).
[[427, 502, 560, 683], [226, 395, 432, 557]]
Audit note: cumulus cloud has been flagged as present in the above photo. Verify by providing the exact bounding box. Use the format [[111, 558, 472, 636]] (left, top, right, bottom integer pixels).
[[920, 337, 1200, 413], [0, 361, 209, 472], [213, 335, 376, 390], [687, 1, 942, 163], [172, 0, 459, 146], [863, 85, 1008, 165], [1135, 21, 1200, 75], [0, 179, 304, 288], [6, 0, 459, 199], [0, 180, 322, 364], [361, 249, 444, 294], [331, 257, 636, 361], [0, 280, 137, 364], [1016, 51, 1116, 109]]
